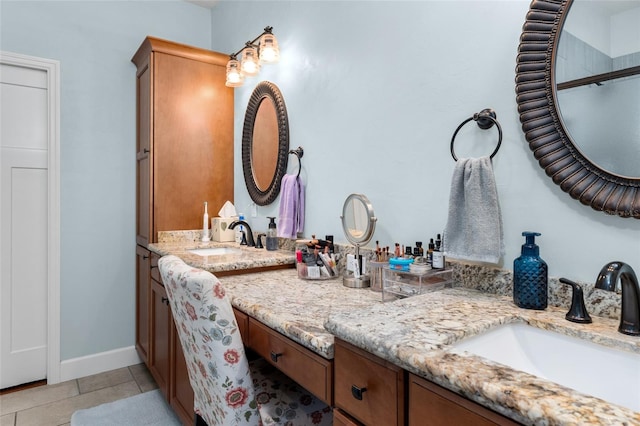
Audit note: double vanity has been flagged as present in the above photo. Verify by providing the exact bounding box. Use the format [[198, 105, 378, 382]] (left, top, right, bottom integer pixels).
[[145, 235, 640, 426]]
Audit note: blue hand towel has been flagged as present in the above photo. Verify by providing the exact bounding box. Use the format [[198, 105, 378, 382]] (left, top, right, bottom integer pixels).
[[278, 174, 305, 238], [444, 156, 504, 264]]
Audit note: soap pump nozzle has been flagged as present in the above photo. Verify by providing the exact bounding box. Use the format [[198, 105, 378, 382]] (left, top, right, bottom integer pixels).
[[521, 231, 541, 256]]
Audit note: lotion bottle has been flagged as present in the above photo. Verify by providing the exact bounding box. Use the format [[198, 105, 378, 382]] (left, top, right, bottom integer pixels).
[[513, 232, 548, 310], [266, 216, 278, 251]]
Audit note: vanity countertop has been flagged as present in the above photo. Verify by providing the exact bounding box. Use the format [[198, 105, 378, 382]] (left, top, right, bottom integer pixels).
[[150, 244, 640, 425], [148, 241, 296, 273], [325, 287, 640, 425]]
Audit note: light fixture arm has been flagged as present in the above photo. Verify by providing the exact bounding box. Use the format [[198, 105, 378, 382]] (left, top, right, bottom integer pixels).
[[228, 26, 274, 59]]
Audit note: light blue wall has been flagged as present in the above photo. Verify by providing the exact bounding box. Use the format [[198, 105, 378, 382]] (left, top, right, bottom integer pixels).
[[212, 1, 640, 282], [0, 1, 212, 360]]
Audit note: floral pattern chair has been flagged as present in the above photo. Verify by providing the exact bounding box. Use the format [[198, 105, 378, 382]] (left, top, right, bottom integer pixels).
[[158, 255, 332, 426]]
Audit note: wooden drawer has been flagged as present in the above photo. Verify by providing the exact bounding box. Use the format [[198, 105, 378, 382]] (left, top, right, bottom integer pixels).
[[233, 308, 249, 345], [334, 338, 405, 426], [408, 373, 518, 426], [150, 252, 161, 282], [248, 318, 333, 405], [333, 408, 362, 426]]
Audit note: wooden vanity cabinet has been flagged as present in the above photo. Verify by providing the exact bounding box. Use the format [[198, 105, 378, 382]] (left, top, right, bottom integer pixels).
[[334, 339, 405, 426], [133, 36, 233, 426], [408, 373, 519, 426], [132, 36, 233, 246]]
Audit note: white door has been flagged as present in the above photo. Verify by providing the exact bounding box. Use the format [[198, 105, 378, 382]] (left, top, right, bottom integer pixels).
[[0, 61, 50, 388]]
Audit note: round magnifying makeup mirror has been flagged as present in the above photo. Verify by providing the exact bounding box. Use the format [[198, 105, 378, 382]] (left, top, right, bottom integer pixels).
[[341, 193, 377, 288]]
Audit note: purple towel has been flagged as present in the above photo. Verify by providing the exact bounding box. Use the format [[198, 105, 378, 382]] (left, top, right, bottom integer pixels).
[[278, 174, 305, 238]]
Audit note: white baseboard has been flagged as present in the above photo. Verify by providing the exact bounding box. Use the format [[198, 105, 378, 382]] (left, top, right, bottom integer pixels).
[[57, 346, 142, 383]]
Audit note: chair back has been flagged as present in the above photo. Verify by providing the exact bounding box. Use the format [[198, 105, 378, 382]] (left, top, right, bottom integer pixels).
[[158, 255, 260, 425]]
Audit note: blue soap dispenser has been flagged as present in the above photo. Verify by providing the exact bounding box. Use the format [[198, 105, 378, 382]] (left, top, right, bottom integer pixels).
[[513, 231, 548, 310]]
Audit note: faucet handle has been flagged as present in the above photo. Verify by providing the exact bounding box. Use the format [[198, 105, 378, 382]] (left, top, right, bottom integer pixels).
[[559, 278, 592, 324]]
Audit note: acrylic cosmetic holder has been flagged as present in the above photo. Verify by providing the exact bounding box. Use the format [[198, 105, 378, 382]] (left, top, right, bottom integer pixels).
[[382, 265, 453, 302]]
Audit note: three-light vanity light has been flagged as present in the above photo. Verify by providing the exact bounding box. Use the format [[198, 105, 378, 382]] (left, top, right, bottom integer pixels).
[[225, 26, 280, 87]]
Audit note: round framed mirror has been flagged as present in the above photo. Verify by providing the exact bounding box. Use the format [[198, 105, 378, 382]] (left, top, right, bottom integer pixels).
[[341, 193, 377, 246], [515, 0, 640, 218], [242, 81, 289, 206]]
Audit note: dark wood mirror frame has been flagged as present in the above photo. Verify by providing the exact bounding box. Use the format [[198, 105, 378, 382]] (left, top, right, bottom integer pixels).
[[515, 0, 639, 218], [242, 81, 289, 206]]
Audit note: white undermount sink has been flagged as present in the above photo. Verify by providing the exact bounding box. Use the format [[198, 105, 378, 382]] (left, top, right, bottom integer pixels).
[[450, 323, 640, 412], [188, 247, 242, 256]]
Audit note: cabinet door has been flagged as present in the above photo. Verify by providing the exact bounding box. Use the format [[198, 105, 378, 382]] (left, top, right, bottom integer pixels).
[[135, 55, 152, 246], [150, 279, 171, 398], [135, 246, 150, 364], [153, 51, 233, 235], [171, 325, 195, 426], [408, 373, 518, 426], [334, 339, 404, 426]]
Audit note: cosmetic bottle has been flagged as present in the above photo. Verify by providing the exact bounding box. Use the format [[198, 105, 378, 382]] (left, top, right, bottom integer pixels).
[[513, 232, 548, 310], [201, 202, 210, 242], [427, 239, 435, 265], [235, 214, 245, 244], [432, 245, 445, 269], [266, 216, 278, 251]]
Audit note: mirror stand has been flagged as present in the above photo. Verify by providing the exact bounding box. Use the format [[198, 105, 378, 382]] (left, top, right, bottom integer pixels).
[[343, 244, 370, 288]]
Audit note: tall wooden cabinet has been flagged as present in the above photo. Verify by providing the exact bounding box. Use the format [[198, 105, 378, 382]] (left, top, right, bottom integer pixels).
[[132, 37, 233, 426]]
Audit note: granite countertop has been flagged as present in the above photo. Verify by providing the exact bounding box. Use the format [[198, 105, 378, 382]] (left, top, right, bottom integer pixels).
[[325, 288, 640, 425], [148, 240, 296, 273], [150, 240, 639, 425]]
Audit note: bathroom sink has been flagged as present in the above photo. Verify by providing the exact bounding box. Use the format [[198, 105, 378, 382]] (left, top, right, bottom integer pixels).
[[450, 323, 640, 412], [188, 247, 242, 256]]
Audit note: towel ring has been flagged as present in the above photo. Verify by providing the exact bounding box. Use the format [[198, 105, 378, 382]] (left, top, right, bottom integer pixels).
[[288, 146, 304, 177], [450, 108, 502, 161]]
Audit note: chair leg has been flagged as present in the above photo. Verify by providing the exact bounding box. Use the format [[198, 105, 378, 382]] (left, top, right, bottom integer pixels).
[[194, 413, 207, 426]]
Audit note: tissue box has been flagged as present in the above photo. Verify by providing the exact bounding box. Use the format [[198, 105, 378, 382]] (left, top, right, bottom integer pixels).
[[211, 217, 237, 242]]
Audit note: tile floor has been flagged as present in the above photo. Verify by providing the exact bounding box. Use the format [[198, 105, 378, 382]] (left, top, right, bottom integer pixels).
[[0, 364, 159, 426]]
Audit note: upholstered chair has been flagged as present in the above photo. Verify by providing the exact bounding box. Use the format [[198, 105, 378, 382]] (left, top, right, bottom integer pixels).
[[158, 255, 332, 426]]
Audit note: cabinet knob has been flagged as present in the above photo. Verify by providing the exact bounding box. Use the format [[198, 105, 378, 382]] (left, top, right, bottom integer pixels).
[[143, 148, 150, 154], [270, 352, 282, 363], [161, 297, 170, 306], [351, 385, 367, 400]]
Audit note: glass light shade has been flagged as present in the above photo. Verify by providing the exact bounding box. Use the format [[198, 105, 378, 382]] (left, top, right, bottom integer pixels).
[[240, 46, 260, 77], [225, 59, 244, 87], [259, 33, 280, 63]]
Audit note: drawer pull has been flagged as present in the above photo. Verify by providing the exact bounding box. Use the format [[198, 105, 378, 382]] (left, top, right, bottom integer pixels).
[[351, 385, 367, 400], [270, 352, 282, 363], [161, 297, 170, 306]]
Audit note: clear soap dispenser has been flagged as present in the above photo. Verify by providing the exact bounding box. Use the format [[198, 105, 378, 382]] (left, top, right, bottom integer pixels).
[[513, 231, 548, 310], [266, 216, 278, 251]]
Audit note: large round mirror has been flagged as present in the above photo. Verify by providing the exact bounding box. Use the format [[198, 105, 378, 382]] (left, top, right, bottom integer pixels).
[[242, 81, 289, 206], [515, 0, 640, 218]]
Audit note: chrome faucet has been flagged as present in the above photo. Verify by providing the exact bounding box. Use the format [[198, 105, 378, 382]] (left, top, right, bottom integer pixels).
[[595, 262, 640, 336], [229, 220, 255, 247]]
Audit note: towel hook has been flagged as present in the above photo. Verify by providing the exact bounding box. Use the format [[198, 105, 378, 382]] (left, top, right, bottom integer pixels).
[[288, 146, 304, 177], [450, 108, 502, 161]]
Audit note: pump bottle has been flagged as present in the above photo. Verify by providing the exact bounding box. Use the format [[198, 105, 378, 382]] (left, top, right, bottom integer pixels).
[[266, 217, 278, 251], [513, 232, 548, 310], [235, 214, 245, 244]]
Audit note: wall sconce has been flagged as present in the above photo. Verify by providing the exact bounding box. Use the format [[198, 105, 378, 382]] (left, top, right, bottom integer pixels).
[[225, 26, 280, 88]]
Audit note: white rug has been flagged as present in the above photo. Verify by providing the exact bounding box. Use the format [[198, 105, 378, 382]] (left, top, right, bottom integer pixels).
[[70, 389, 182, 426]]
